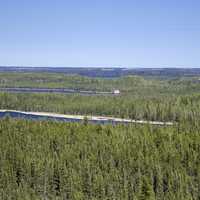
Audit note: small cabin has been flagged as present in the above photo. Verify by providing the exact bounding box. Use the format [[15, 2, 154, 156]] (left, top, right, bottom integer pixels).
[[113, 89, 120, 95]]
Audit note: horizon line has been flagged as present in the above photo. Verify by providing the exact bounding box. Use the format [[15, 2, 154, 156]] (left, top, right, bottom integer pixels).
[[0, 65, 200, 69]]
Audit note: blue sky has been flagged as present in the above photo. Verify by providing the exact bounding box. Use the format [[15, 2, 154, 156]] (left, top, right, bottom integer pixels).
[[0, 0, 200, 67]]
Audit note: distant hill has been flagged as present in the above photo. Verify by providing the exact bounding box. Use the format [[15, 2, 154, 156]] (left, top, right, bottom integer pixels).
[[1, 66, 200, 78]]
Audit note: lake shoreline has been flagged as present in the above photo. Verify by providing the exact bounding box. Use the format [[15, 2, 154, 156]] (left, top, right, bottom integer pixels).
[[0, 109, 173, 126]]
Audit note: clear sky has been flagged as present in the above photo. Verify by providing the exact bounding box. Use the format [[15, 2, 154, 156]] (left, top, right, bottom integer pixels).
[[0, 0, 200, 68]]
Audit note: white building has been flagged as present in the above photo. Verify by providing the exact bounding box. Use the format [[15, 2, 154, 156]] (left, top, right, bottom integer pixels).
[[113, 89, 120, 95]]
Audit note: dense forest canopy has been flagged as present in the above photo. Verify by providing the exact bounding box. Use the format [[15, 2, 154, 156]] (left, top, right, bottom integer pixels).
[[1, 92, 200, 122], [1, 118, 200, 200], [0, 72, 200, 95], [0, 72, 200, 199], [0, 72, 200, 122]]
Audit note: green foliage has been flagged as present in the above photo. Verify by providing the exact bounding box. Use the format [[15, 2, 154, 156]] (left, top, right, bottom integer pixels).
[[0, 119, 200, 199], [0, 92, 200, 122], [0, 72, 200, 199], [1, 72, 200, 123], [0, 72, 200, 95]]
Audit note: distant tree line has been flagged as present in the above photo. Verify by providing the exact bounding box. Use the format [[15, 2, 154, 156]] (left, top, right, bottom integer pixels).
[[0, 72, 200, 95], [0, 92, 200, 122]]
